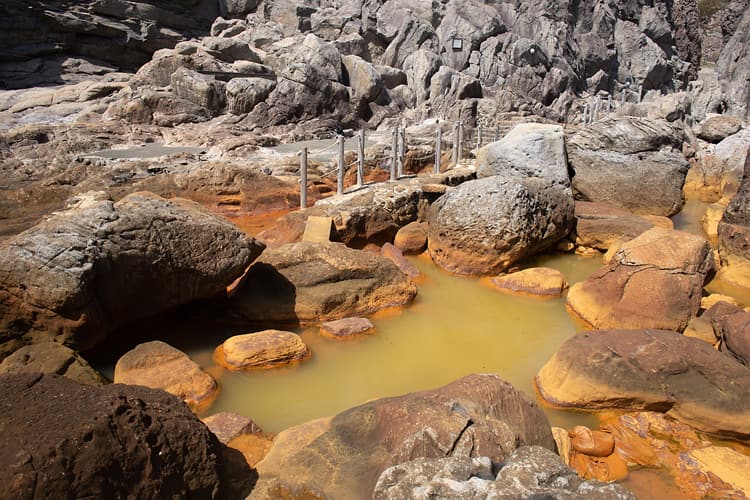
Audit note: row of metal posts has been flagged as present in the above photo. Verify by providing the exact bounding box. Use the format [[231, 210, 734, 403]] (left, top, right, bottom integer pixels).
[[299, 122, 498, 208], [582, 85, 643, 125]]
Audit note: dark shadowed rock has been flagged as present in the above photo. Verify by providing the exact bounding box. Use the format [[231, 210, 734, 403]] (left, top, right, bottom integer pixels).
[[567, 228, 714, 332], [0, 191, 264, 360], [536, 329, 750, 439], [0, 342, 107, 387], [114, 341, 218, 412], [0, 373, 230, 499], [374, 446, 635, 499], [249, 373, 555, 499], [229, 242, 417, 323]]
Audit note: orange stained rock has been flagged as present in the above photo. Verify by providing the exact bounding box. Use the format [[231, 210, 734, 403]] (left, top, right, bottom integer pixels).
[[569, 425, 615, 457], [569, 450, 629, 482]]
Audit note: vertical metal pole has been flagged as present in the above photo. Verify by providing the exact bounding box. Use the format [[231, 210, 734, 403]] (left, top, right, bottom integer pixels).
[[435, 122, 442, 174], [457, 122, 463, 162], [583, 104, 588, 124], [337, 134, 345, 196], [637, 85, 643, 103], [620, 90, 626, 105], [452, 122, 459, 166], [593, 97, 599, 122], [300, 147, 308, 209], [476, 125, 482, 150], [357, 129, 365, 187], [494, 127, 499, 142], [391, 128, 398, 180], [398, 127, 405, 178]]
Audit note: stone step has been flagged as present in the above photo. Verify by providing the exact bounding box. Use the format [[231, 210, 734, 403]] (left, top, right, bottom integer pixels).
[[302, 216, 334, 243]]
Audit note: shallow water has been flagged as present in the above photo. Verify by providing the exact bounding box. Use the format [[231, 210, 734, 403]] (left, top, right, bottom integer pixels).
[[671, 198, 710, 236], [181, 252, 603, 433]]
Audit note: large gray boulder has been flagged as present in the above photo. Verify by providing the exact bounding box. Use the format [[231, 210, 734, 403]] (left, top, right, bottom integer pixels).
[[225, 77, 276, 114], [428, 123, 573, 275], [0, 191, 264, 359], [717, 8, 750, 119], [569, 116, 688, 216], [427, 175, 573, 276], [343, 54, 385, 109], [614, 20, 671, 90], [403, 50, 442, 104], [170, 68, 226, 114]]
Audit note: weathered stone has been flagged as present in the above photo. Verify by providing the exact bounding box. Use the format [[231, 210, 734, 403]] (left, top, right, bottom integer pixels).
[[373, 447, 634, 499], [717, 8, 750, 119], [381, 243, 422, 280], [0, 191, 264, 359], [393, 221, 428, 254], [342, 54, 385, 109], [0, 373, 234, 499], [230, 242, 416, 323], [566, 228, 714, 332], [698, 114, 744, 142], [216, 330, 309, 369], [170, 67, 226, 114], [677, 446, 750, 498], [0, 342, 106, 387], [569, 426, 615, 457], [716, 310, 750, 365], [573, 201, 662, 250], [536, 329, 750, 439], [250, 374, 556, 498], [225, 77, 276, 115], [202, 412, 262, 444], [319, 317, 375, 339], [687, 128, 750, 202], [489, 267, 568, 297], [614, 20, 671, 90], [114, 341, 218, 411], [403, 50, 442, 104]]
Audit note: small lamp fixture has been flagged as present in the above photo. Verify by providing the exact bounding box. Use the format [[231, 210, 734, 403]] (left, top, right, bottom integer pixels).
[[451, 37, 463, 50]]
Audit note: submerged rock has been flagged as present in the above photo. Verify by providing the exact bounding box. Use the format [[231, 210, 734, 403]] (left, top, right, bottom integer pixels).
[[114, 341, 218, 412], [489, 268, 568, 297], [0, 191, 264, 360], [573, 201, 671, 250], [250, 373, 555, 498], [229, 241, 417, 323], [0, 373, 231, 499], [536, 329, 750, 439], [216, 330, 309, 369], [566, 228, 713, 332], [393, 221, 428, 254], [319, 317, 375, 339]]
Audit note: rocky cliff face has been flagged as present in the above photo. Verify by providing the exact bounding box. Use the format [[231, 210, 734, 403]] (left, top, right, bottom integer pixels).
[[2, 0, 701, 127], [0, 0, 220, 89]]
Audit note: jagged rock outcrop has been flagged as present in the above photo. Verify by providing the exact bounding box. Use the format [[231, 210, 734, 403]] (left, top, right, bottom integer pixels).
[[0, 191, 264, 360], [0, 0, 220, 89], [717, 7, 750, 119]]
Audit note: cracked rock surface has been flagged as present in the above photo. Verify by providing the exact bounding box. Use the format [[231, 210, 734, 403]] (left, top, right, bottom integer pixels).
[[248, 373, 555, 499], [566, 227, 714, 332]]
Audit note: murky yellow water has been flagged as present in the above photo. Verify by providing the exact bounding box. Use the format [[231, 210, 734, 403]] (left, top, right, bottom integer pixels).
[[183, 252, 603, 432]]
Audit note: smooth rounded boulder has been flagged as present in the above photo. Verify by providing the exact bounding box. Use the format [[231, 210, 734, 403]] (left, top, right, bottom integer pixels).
[[0, 191, 265, 359], [535, 329, 750, 439], [229, 241, 417, 323], [573, 201, 672, 250], [0, 373, 231, 499], [0, 342, 107, 387], [566, 227, 714, 332], [216, 330, 309, 370], [250, 374, 556, 498], [114, 341, 218, 411]]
